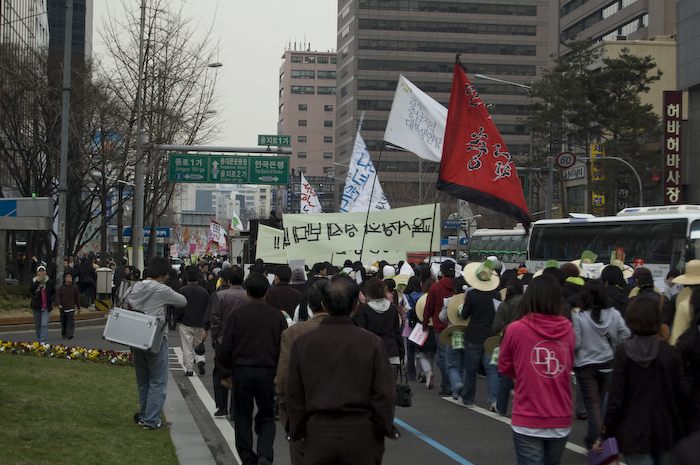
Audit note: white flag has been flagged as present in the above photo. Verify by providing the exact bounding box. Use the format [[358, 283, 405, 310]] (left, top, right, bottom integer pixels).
[[340, 129, 390, 213], [300, 173, 323, 214], [230, 210, 244, 231], [208, 220, 228, 248], [383, 75, 447, 163]]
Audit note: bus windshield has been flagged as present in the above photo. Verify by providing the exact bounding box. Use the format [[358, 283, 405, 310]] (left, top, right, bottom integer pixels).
[[529, 219, 688, 269]]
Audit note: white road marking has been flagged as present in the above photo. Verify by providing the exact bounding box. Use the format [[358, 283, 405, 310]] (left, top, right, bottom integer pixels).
[[441, 397, 622, 462], [172, 347, 242, 465]]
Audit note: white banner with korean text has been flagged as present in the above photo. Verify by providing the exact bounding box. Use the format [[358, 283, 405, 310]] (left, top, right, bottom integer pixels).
[[340, 129, 391, 213], [256, 225, 409, 265]]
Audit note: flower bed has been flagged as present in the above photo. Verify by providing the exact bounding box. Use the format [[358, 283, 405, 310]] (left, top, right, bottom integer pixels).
[[0, 340, 133, 366]]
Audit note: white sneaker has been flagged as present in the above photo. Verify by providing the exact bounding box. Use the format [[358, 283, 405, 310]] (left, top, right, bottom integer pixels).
[[490, 402, 498, 413]]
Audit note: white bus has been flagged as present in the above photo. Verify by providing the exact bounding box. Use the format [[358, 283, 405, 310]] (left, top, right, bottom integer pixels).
[[526, 205, 700, 280], [468, 225, 529, 269]]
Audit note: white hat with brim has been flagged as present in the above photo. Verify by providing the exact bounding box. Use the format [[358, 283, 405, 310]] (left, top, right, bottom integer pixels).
[[447, 293, 471, 326], [414, 294, 431, 325], [439, 323, 470, 346], [463, 261, 500, 292], [673, 260, 700, 285]]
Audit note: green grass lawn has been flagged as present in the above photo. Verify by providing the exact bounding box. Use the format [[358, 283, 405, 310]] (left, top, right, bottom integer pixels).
[[0, 355, 179, 465]]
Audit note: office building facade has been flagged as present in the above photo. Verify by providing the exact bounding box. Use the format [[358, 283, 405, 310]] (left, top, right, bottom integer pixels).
[[335, 0, 551, 217], [278, 48, 338, 212]]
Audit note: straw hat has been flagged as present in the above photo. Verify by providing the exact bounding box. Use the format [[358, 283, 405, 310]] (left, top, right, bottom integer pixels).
[[673, 260, 700, 285], [484, 336, 502, 358], [413, 294, 431, 325], [447, 293, 471, 326], [462, 260, 500, 292], [439, 323, 470, 346]]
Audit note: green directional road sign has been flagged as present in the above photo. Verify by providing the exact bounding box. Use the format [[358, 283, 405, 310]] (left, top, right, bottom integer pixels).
[[258, 135, 291, 147], [169, 154, 289, 184]]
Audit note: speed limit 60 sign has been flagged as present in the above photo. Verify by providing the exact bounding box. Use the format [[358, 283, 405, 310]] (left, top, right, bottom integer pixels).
[[555, 152, 576, 169]]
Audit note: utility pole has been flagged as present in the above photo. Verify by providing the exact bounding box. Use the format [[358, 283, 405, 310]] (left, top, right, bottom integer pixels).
[[55, 0, 73, 284]]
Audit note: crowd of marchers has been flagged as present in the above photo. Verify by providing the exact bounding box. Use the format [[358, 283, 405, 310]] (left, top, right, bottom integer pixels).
[[29, 250, 700, 465]]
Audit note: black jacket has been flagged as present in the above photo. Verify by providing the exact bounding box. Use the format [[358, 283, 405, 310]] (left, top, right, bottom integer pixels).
[[177, 283, 210, 327], [29, 278, 56, 311], [676, 324, 700, 434], [353, 302, 404, 359]]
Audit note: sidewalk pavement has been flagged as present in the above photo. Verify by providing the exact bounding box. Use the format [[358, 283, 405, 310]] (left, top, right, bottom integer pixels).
[[165, 370, 218, 465]]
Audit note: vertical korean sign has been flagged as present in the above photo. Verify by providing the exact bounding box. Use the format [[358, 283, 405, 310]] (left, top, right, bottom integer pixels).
[[590, 143, 605, 214], [663, 91, 682, 205]]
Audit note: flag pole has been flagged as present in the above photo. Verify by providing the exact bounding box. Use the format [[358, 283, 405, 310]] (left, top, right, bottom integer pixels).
[[428, 191, 439, 264]]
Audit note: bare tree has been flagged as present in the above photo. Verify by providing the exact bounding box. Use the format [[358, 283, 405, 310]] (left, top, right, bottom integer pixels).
[[100, 0, 222, 261]]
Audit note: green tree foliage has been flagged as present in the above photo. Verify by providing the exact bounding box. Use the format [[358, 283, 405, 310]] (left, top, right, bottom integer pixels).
[[526, 38, 662, 215]]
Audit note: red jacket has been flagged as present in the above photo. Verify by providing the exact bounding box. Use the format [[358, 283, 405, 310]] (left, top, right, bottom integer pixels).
[[422, 277, 453, 333], [498, 313, 575, 429]]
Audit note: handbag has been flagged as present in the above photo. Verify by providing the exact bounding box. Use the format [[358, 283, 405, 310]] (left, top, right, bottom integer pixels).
[[194, 340, 206, 356], [587, 437, 619, 465], [395, 362, 412, 407]]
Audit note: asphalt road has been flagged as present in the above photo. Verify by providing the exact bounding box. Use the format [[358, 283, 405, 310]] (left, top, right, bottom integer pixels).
[[0, 323, 593, 465]]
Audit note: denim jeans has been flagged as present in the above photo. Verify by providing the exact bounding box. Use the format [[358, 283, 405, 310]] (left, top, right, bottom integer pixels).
[[434, 333, 450, 391], [133, 337, 169, 427], [33, 309, 50, 342], [463, 341, 499, 405], [512, 430, 568, 465], [445, 346, 466, 396], [575, 364, 612, 449]]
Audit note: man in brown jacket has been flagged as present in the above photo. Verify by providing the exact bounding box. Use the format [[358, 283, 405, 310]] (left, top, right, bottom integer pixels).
[[285, 275, 399, 465], [55, 271, 81, 339], [274, 280, 328, 465]]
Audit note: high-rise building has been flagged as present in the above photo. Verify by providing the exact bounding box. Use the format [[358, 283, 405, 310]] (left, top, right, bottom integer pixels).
[[46, 0, 92, 66], [335, 0, 551, 216], [278, 48, 338, 212], [558, 0, 677, 50], [0, 0, 49, 49]]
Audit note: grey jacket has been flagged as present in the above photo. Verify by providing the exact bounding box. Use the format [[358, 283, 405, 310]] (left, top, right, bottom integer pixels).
[[125, 279, 187, 340], [573, 307, 631, 368], [209, 285, 249, 343]]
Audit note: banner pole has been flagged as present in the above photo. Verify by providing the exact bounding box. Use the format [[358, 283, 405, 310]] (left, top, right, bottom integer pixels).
[[428, 191, 440, 262], [359, 139, 385, 263]]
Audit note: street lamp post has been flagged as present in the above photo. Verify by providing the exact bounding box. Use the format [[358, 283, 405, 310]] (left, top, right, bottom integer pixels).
[[474, 74, 555, 219], [580, 156, 643, 207]]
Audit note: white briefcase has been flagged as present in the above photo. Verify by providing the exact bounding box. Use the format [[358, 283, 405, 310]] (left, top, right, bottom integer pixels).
[[103, 307, 166, 354]]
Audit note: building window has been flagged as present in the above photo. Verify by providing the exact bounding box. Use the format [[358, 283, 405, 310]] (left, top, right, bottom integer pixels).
[[298, 104, 307, 111], [323, 152, 333, 159], [291, 70, 315, 79], [297, 167, 306, 173], [298, 136, 307, 142], [317, 70, 336, 79], [260, 195, 266, 200], [324, 136, 333, 143], [317, 86, 336, 95], [298, 152, 307, 158], [330, 57, 337, 64], [291, 55, 303, 63], [279, 104, 283, 114], [324, 121, 333, 127], [305, 56, 315, 63], [291, 86, 314, 94], [317, 56, 328, 64], [324, 105, 333, 111], [298, 120, 307, 126]]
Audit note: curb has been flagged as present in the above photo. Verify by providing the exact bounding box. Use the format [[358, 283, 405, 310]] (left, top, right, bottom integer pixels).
[[0, 314, 108, 333]]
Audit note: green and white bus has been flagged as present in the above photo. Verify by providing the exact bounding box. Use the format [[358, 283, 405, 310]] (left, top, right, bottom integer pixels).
[[467, 225, 529, 269]]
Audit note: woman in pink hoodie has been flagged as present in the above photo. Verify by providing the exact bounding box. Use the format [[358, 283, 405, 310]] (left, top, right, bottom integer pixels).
[[498, 274, 575, 465]]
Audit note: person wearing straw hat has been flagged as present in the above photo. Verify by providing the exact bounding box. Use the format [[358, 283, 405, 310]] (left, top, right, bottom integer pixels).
[[422, 261, 456, 395], [440, 277, 470, 400], [458, 259, 501, 409], [670, 260, 700, 345]]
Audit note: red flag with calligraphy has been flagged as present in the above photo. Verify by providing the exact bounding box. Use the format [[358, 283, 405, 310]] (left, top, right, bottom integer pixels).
[[437, 61, 530, 229]]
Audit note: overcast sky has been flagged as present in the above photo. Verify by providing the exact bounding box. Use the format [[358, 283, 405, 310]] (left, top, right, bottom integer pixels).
[[92, 0, 337, 147]]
